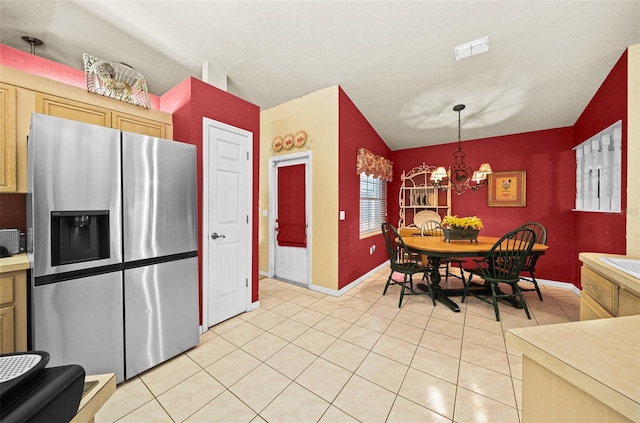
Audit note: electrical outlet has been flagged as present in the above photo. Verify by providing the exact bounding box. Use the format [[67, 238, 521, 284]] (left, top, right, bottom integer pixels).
[[369, 245, 376, 255]]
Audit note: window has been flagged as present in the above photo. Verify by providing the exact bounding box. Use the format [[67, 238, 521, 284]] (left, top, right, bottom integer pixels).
[[574, 120, 622, 212], [360, 173, 387, 236]]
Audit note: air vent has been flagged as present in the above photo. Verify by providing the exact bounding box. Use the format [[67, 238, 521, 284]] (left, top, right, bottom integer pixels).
[[455, 36, 489, 61]]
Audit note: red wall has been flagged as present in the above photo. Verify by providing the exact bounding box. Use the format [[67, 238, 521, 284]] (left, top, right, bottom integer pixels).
[[161, 78, 261, 317], [571, 50, 628, 285], [338, 88, 392, 288], [0, 194, 26, 232], [390, 127, 576, 285], [388, 49, 629, 289]]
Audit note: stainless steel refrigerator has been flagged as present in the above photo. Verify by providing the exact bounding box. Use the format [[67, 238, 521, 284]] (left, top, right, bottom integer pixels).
[[27, 113, 198, 383]]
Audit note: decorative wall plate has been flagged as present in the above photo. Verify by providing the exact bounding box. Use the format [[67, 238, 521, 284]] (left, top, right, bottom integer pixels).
[[283, 133, 295, 150], [413, 210, 442, 228], [272, 136, 284, 152], [294, 130, 307, 147]]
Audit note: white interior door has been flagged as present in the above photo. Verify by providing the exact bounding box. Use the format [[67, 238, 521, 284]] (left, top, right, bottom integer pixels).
[[271, 154, 311, 285], [203, 118, 252, 327]]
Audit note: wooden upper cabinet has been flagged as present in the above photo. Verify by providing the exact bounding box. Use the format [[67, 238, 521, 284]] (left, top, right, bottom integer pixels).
[[113, 112, 166, 138], [0, 66, 173, 192], [36, 93, 112, 127], [36, 94, 169, 138], [0, 83, 17, 192]]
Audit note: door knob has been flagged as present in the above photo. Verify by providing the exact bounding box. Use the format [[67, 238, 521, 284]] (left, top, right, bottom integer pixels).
[[211, 232, 226, 240]]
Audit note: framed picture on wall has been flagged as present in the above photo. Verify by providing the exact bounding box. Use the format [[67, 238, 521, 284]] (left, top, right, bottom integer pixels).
[[488, 171, 526, 207]]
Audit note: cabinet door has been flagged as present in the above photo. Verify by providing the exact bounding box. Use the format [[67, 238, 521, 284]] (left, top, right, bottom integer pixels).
[[581, 266, 617, 315], [8, 271, 27, 351], [0, 270, 26, 351], [113, 111, 166, 138], [0, 306, 15, 353], [0, 83, 17, 192], [36, 93, 112, 127], [0, 272, 15, 304], [580, 291, 615, 320], [618, 288, 640, 316]]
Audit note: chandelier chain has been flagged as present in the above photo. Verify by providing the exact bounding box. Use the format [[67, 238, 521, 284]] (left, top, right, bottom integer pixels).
[[457, 109, 462, 151]]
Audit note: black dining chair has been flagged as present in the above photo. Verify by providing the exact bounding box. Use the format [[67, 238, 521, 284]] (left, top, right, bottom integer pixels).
[[461, 227, 536, 321], [420, 220, 466, 284], [381, 222, 436, 308], [517, 222, 547, 301]]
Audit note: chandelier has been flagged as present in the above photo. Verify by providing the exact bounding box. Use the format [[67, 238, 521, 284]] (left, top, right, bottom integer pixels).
[[431, 104, 492, 195]]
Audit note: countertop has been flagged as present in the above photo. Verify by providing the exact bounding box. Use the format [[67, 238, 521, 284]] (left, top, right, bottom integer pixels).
[[580, 252, 640, 295], [506, 315, 640, 422], [71, 373, 116, 423], [0, 252, 30, 272]]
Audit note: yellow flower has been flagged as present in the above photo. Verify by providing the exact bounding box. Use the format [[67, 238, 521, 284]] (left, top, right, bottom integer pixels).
[[441, 215, 483, 230]]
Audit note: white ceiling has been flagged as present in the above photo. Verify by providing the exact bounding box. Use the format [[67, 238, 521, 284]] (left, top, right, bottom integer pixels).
[[2, 1, 639, 149]]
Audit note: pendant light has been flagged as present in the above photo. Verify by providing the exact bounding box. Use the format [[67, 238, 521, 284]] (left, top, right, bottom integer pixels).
[[431, 104, 492, 195]]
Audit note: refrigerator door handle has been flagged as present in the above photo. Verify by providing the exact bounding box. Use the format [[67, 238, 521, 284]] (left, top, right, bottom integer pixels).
[[211, 232, 226, 240]]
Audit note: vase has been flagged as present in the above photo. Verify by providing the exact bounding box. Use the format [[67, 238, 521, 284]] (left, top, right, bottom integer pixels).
[[443, 228, 480, 243]]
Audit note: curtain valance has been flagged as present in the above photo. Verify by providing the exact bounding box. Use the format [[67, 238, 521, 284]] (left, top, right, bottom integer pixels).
[[356, 148, 393, 182]]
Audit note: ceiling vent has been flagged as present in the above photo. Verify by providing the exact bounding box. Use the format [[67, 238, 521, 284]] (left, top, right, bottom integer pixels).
[[454, 36, 489, 61]]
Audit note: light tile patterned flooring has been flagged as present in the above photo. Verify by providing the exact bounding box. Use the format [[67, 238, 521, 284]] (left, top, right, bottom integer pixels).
[[96, 268, 580, 423]]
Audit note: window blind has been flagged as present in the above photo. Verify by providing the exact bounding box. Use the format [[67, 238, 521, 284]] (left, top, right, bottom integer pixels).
[[359, 173, 387, 236]]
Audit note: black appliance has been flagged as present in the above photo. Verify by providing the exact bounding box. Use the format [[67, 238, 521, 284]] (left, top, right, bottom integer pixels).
[[0, 351, 85, 423]]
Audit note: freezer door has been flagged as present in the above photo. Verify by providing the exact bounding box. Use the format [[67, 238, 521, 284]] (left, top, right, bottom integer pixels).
[[32, 272, 125, 382], [28, 113, 122, 277], [124, 257, 199, 379], [122, 133, 197, 261]]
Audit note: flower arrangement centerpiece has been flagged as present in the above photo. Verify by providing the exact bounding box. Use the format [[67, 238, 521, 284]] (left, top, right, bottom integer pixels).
[[441, 215, 483, 243]]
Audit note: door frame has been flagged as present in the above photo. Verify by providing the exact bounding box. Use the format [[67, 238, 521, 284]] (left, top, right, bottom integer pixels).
[[201, 117, 253, 332], [268, 151, 312, 284]]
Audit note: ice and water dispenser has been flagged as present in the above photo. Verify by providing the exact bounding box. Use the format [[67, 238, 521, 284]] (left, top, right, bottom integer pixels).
[[50, 210, 110, 266]]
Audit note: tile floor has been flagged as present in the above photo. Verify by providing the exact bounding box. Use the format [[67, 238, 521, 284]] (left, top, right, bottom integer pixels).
[[95, 268, 580, 423]]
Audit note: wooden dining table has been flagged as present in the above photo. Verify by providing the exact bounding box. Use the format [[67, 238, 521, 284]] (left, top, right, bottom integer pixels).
[[402, 233, 549, 312]]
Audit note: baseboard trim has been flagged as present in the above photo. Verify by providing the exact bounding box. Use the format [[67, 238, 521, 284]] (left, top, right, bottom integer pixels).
[[263, 263, 580, 298], [535, 278, 581, 297], [309, 261, 390, 297]]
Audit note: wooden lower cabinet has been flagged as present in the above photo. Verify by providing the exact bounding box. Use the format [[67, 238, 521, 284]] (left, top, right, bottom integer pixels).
[[580, 257, 640, 320], [619, 288, 640, 316], [522, 356, 634, 423], [0, 305, 15, 353], [0, 270, 27, 353], [581, 266, 616, 314], [580, 290, 615, 320]]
